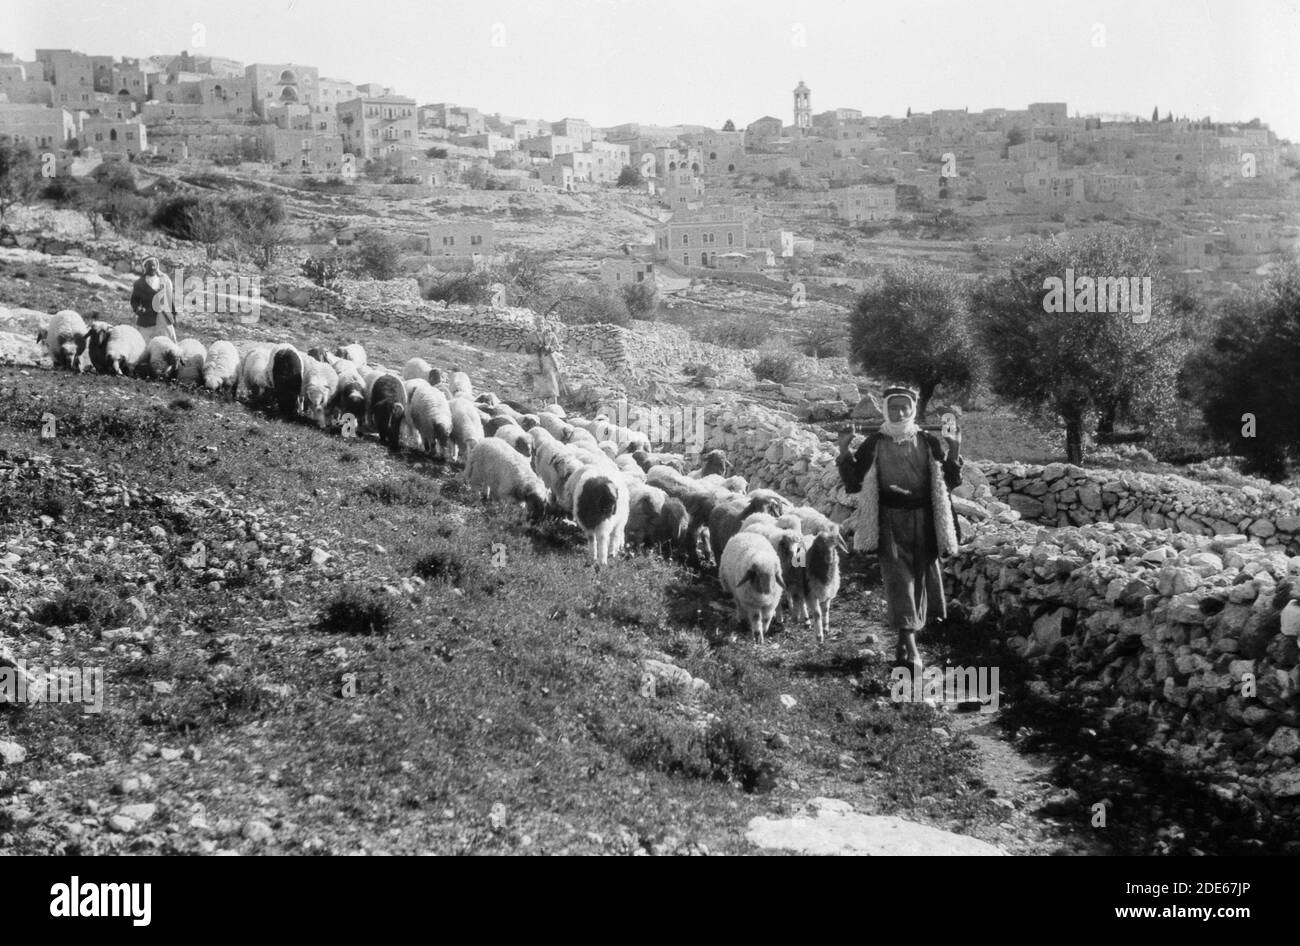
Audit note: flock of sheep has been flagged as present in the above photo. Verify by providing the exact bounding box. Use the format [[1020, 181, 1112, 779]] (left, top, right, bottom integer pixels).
[[35, 309, 848, 645]]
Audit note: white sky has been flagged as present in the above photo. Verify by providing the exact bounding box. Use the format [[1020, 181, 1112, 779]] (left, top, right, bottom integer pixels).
[[6, 0, 1300, 139]]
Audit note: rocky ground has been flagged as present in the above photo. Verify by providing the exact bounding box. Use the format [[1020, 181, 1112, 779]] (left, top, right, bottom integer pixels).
[[3, 194, 1292, 854]]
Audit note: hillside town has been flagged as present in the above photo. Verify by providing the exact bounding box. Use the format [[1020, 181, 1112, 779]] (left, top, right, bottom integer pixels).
[[1, 47, 1295, 301], [1, 18, 1299, 872]]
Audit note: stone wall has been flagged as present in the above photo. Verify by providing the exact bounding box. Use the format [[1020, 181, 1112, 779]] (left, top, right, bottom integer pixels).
[[945, 521, 1300, 795], [983, 461, 1300, 554]]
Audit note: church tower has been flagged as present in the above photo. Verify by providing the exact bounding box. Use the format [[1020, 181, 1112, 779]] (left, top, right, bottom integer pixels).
[[793, 80, 811, 132]]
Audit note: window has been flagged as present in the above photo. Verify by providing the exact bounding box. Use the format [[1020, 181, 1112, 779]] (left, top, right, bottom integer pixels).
[[681, 234, 688, 246], [727, 231, 734, 245], [470, 234, 482, 245], [683, 253, 689, 266]]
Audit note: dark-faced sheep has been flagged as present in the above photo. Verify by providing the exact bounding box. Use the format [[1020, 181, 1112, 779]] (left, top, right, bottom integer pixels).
[[719, 532, 785, 644], [367, 374, 408, 450], [271, 345, 306, 416], [708, 493, 789, 564], [77, 320, 114, 374]]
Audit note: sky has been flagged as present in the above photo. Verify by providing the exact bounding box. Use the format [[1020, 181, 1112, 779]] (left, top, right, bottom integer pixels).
[[6, 0, 1300, 140]]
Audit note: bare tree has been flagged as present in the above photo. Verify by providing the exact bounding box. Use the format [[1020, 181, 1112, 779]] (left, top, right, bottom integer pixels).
[[183, 201, 233, 261]]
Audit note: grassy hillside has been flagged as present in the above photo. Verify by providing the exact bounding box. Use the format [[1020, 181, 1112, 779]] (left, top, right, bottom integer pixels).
[[0, 365, 1040, 855]]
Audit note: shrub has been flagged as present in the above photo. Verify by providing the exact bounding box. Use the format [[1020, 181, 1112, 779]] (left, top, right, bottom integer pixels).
[[302, 254, 350, 289], [608, 706, 775, 792], [752, 351, 800, 384], [361, 475, 442, 507], [695, 319, 769, 350], [315, 587, 392, 636], [799, 322, 848, 358], [617, 166, 644, 187], [423, 270, 492, 305], [32, 580, 135, 629], [350, 229, 403, 280], [556, 282, 630, 327], [620, 281, 658, 319]]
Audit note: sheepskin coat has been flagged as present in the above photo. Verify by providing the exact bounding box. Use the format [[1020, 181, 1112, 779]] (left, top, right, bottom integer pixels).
[[839, 432, 961, 556], [838, 431, 962, 634]]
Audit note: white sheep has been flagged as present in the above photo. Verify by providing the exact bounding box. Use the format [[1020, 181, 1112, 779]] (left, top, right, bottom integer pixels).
[[784, 505, 838, 536], [202, 340, 241, 398], [448, 395, 484, 463], [615, 454, 646, 480], [402, 357, 436, 384], [404, 379, 453, 458], [303, 359, 340, 428], [528, 425, 559, 455], [541, 403, 566, 418], [536, 411, 569, 441], [465, 438, 548, 520], [239, 345, 275, 403], [571, 466, 629, 566], [145, 335, 183, 381], [176, 338, 207, 386], [105, 325, 148, 377], [449, 371, 474, 399], [803, 527, 847, 643], [38, 310, 88, 370], [742, 518, 811, 631], [335, 343, 367, 366], [493, 423, 532, 459], [724, 475, 749, 493], [719, 532, 786, 644]]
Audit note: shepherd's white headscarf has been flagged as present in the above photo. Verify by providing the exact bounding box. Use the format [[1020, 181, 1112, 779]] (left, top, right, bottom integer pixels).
[[879, 390, 921, 444]]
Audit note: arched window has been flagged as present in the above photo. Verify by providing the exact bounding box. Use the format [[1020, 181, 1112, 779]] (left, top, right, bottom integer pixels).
[[280, 69, 296, 83]]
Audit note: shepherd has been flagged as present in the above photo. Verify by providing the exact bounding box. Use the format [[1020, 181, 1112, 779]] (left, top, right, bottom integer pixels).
[[130, 256, 178, 345], [527, 314, 563, 408], [836, 385, 964, 676]]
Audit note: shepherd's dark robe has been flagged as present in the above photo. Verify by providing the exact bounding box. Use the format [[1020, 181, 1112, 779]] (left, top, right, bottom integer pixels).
[[837, 431, 963, 632]]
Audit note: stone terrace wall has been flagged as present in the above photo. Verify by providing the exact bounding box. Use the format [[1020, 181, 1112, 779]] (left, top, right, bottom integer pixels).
[[946, 521, 1300, 795], [984, 461, 1300, 554]]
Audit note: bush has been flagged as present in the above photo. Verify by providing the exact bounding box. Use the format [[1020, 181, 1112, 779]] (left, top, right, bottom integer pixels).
[[556, 282, 631, 327], [620, 281, 658, 319], [752, 351, 800, 383], [350, 229, 403, 280], [799, 322, 848, 358], [696, 319, 769, 350], [423, 269, 492, 305], [617, 166, 644, 187], [608, 706, 775, 792], [32, 580, 134, 629], [1192, 262, 1300, 478], [302, 254, 350, 289], [361, 475, 442, 507], [315, 586, 392, 636]]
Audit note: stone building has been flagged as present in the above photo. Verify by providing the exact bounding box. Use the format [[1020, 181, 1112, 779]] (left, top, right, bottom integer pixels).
[[337, 94, 417, 160]]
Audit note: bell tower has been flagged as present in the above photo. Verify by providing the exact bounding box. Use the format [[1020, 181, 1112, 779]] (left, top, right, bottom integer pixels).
[[793, 80, 811, 132]]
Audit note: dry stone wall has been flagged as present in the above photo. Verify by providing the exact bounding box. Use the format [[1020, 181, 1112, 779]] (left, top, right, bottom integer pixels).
[[946, 521, 1300, 794], [983, 461, 1300, 554]]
